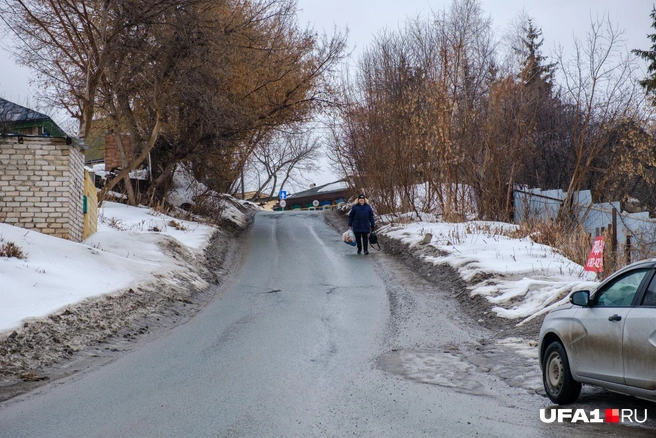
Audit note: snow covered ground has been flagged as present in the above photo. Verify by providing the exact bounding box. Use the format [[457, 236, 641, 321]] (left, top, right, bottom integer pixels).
[[380, 220, 599, 325], [1, 203, 600, 336], [0, 201, 249, 334]]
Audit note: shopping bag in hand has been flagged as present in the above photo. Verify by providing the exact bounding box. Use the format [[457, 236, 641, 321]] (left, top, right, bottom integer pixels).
[[343, 229, 356, 246]]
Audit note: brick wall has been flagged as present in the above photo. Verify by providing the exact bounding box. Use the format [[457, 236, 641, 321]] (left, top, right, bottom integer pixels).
[[0, 136, 86, 242], [104, 134, 133, 171]]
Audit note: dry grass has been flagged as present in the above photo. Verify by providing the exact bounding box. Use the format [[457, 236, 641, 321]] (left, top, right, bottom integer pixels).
[[184, 192, 227, 226], [509, 221, 591, 266], [463, 222, 508, 239], [0, 241, 25, 259], [442, 210, 467, 223], [101, 215, 128, 231], [149, 200, 174, 216], [168, 220, 187, 231], [509, 220, 643, 279]]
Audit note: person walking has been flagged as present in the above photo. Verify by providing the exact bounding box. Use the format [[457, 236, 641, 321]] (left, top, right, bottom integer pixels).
[[348, 194, 375, 255]]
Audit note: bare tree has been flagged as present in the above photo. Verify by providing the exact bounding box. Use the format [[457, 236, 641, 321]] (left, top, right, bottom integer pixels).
[[556, 14, 647, 223], [1, 0, 346, 206], [0, 0, 178, 140], [466, 17, 560, 221], [247, 126, 322, 200], [144, 0, 347, 198], [329, 0, 496, 218]]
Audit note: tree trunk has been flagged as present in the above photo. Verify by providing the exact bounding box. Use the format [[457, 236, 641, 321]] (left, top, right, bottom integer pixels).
[[114, 132, 137, 206], [99, 117, 162, 205]]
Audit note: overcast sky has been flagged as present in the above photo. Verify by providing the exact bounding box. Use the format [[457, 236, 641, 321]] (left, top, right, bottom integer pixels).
[[0, 0, 653, 185], [1, 0, 652, 107], [295, 0, 653, 60]]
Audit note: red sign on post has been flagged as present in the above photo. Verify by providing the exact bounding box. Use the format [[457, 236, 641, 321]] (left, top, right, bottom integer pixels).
[[584, 236, 605, 273]]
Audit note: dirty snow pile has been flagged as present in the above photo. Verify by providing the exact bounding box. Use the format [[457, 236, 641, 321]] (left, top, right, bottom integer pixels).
[[380, 220, 599, 325], [0, 200, 250, 334], [164, 165, 253, 229]]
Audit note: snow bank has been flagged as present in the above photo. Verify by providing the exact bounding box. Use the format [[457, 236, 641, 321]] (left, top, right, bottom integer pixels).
[[381, 220, 599, 322], [0, 202, 217, 333]]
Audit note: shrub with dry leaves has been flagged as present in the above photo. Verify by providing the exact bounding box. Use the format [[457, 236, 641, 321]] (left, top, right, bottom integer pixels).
[[0, 241, 25, 259]]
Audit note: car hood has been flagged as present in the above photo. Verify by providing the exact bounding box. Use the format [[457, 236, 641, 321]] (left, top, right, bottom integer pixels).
[[547, 302, 574, 313]]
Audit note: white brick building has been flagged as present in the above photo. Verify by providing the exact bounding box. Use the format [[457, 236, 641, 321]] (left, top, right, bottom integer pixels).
[[0, 136, 86, 242]]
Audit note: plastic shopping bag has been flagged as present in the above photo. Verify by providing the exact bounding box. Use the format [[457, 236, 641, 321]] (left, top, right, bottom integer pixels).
[[343, 229, 357, 246]]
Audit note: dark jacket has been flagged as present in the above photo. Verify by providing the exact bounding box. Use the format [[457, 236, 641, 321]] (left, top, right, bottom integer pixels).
[[348, 203, 375, 233]]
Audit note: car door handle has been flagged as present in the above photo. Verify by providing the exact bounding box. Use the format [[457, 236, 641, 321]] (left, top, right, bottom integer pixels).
[[608, 314, 622, 322]]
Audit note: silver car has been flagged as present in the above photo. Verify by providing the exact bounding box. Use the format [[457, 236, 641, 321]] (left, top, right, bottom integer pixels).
[[538, 259, 656, 404]]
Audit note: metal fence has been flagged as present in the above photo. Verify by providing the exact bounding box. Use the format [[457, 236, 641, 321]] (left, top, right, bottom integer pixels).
[[513, 187, 656, 255]]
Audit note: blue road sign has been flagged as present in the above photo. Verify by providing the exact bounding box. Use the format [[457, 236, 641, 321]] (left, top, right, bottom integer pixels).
[[279, 191, 287, 200]]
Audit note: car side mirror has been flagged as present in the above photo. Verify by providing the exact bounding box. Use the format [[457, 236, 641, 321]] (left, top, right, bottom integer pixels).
[[570, 290, 590, 306]]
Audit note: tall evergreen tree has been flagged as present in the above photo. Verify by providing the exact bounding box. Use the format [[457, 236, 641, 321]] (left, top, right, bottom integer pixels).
[[633, 7, 656, 98], [515, 19, 557, 92], [510, 18, 563, 191]]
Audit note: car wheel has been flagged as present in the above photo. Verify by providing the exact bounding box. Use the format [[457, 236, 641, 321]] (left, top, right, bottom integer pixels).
[[542, 341, 582, 404]]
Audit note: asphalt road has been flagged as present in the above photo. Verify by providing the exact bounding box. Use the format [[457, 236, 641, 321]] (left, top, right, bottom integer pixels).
[[0, 211, 651, 437]]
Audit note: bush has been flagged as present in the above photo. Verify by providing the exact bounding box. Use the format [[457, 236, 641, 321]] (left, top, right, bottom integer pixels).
[[0, 241, 25, 259], [510, 220, 645, 279], [510, 221, 591, 267], [168, 220, 187, 231]]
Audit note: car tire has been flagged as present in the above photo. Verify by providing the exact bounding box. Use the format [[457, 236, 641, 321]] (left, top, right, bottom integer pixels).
[[542, 341, 582, 404]]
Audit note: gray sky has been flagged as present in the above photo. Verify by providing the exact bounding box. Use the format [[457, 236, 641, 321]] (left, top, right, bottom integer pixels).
[[0, 0, 653, 186], [1, 0, 652, 106], [295, 0, 653, 62]]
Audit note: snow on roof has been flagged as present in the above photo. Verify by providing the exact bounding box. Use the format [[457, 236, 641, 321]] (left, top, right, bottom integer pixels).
[[317, 181, 349, 193], [288, 180, 349, 199]]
